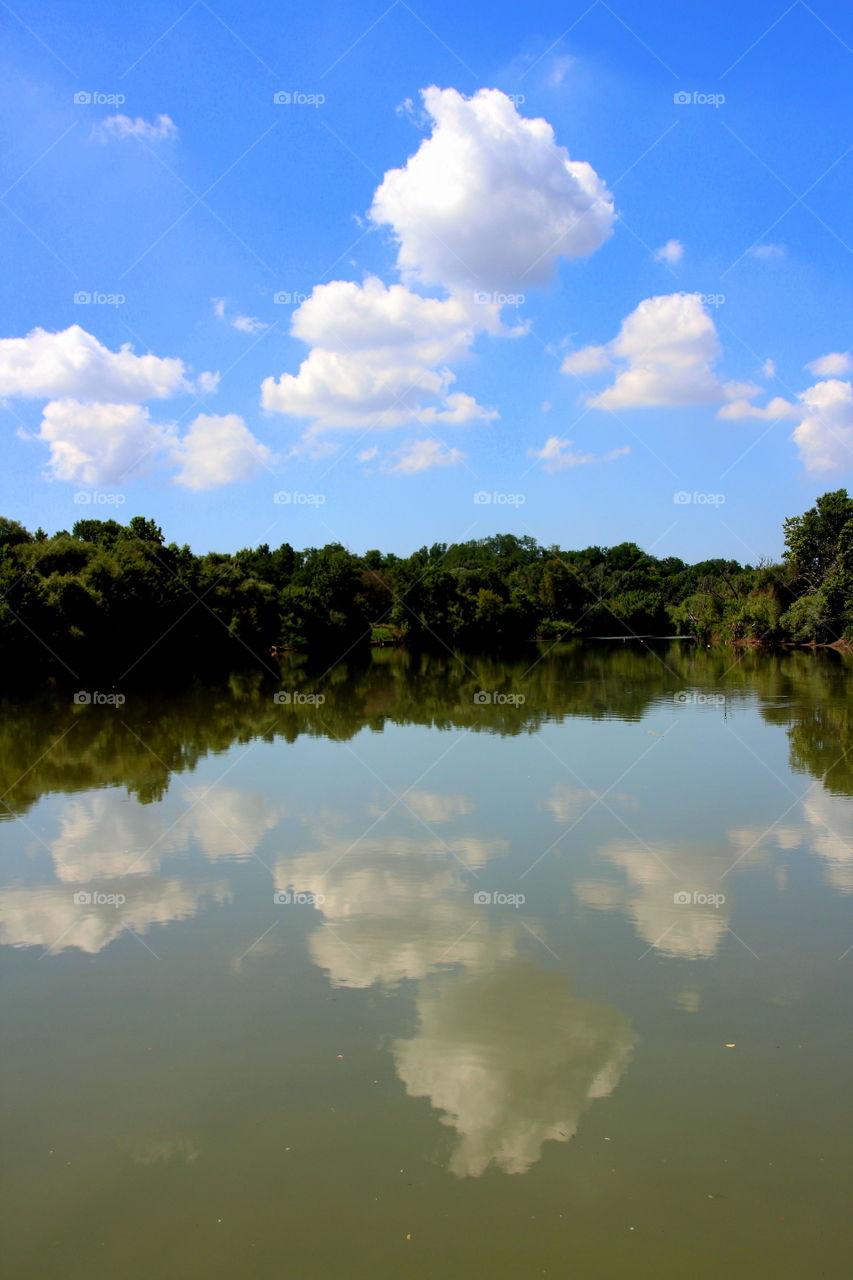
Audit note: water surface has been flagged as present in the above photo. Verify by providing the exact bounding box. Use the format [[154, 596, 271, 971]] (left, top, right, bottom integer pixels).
[[1, 643, 851, 1278]]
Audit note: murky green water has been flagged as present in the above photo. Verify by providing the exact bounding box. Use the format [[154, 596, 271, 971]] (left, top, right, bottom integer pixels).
[[1, 642, 851, 1278]]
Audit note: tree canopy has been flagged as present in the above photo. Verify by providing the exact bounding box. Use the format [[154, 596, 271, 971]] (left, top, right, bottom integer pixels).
[[0, 493, 850, 681]]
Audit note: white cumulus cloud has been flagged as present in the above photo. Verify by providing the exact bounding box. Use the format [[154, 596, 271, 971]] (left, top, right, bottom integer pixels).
[[37, 399, 173, 485], [370, 86, 614, 292], [792, 379, 853, 472], [806, 352, 853, 377], [721, 377, 853, 472], [262, 276, 500, 429], [0, 325, 189, 402], [171, 413, 273, 490], [717, 395, 799, 422], [567, 294, 743, 411]]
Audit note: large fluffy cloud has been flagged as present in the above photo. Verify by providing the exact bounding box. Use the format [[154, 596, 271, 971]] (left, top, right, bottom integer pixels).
[[394, 961, 635, 1177], [0, 325, 190, 402], [0, 877, 230, 954], [171, 413, 273, 490], [48, 787, 284, 882], [791, 379, 853, 472], [1, 324, 269, 490], [35, 401, 271, 489], [262, 276, 500, 429], [370, 87, 614, 292], [575, 839, 733, 960], [37, 399, 172, 485], [273, 830, 511, 988], [564, 294, 748, 410], [263, 89, 614, 442]]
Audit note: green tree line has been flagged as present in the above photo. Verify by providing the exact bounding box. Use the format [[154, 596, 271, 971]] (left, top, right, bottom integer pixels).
[[1, 491, 852, 679]]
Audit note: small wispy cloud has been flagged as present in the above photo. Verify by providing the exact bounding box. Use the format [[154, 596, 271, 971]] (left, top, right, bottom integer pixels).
[[654, 238, 684, 265], [747, 243, 786, 259], [561, 345, 612, 376], [547, 55, 574, 88], [212, 297, 268, 336], [530, 436, 630, 474], [383, 439, 466, 474], [93, 113, 178, 142]]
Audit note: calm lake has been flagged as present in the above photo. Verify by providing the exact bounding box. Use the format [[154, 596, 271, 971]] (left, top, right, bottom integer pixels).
[[1, 642, 851, 1278]]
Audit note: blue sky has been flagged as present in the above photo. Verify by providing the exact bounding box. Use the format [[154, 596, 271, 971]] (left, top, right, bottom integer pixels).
[[1, 0, 851, 561]]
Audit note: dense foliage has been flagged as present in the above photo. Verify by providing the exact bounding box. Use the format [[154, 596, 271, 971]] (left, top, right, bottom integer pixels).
[[1, 491, 851, 679]]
